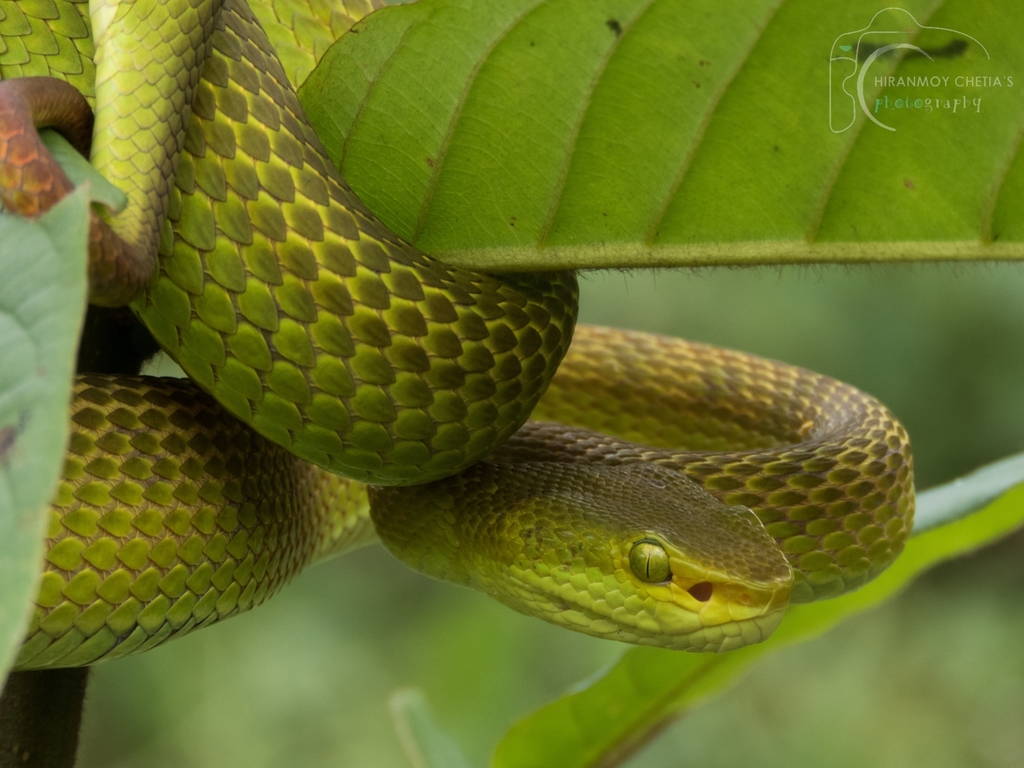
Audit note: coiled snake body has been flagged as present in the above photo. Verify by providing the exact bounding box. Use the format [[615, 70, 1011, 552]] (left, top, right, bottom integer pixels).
[[0, 0, 913, 669]]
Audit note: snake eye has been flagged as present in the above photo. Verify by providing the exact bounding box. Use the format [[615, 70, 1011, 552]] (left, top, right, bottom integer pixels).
[[629, 539, 671, 583]]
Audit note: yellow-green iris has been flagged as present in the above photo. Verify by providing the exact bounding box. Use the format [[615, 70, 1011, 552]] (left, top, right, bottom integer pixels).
[[629, 539, 671, 583]]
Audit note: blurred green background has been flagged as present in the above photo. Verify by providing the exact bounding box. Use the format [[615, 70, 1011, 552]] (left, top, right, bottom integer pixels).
[[77, 265, 1024, 768]]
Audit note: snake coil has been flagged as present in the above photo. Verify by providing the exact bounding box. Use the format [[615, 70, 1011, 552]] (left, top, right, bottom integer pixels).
[[0, 0, 913, 667]]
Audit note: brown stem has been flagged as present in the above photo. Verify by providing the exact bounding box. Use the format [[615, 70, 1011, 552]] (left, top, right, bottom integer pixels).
[[0, 668, 90, 768]]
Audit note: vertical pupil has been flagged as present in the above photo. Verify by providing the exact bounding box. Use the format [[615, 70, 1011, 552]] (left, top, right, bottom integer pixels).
[[630, 540, 670, 582]]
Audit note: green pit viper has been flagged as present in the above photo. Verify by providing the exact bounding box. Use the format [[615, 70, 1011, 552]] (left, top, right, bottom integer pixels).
[[0, 0, 914, 669]]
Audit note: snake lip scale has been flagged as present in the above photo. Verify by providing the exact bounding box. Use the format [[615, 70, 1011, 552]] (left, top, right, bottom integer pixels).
[[0, 0, 914, 667]]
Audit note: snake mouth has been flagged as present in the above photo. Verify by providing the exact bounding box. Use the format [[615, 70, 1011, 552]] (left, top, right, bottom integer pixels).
[[629, 560, 793, 651], [520, 555, 793, 652], [538, 582, 790, 652]]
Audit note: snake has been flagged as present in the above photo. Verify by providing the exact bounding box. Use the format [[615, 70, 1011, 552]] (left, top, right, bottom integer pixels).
[[0, 0, 915, 670]]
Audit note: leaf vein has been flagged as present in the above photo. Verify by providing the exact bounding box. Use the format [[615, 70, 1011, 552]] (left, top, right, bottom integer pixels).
[[339, 10, 432, 171], [410, 0, 551, 243], [980, 118, 1024, 242], [534, 0, 660, 249], [643, 0, 789, 246], [804, 0, 950, 243]]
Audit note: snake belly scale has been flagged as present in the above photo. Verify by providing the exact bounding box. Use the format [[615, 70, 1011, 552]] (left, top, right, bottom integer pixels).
[[0, 0, 915, 666]]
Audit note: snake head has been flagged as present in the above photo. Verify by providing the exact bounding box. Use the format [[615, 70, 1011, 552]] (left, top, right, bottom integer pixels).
[[513, 462, 794, 652], [370, 461, 794, 652], [616, 526, 794, 652]]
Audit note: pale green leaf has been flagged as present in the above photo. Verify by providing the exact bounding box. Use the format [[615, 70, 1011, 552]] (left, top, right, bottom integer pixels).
[[389, 688, 476, 768], [40, 129, 128, 213], [302, 0, 1024, 270], [492, 453, 1024, 767], [0, 188, 90, 678]]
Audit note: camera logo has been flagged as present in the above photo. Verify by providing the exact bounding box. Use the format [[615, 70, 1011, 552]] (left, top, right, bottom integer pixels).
[[829, 7, 989, 133]]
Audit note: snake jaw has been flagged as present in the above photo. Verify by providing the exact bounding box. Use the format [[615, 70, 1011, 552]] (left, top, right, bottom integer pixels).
[[514, 562, 791, 652]]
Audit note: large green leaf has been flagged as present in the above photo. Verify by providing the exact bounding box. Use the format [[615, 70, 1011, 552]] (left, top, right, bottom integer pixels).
[[0, 188, 90, 678], [491, 455, 1024, 767], [301, 0, 1024, 270]]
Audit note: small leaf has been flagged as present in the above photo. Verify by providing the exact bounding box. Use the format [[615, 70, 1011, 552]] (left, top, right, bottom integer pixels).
[[0, 188, 90, 677], [303, 0, 1024, 270], [40, 129, 128, 213], [492, 453, 1024, 768], [389, 688, 476, 768]]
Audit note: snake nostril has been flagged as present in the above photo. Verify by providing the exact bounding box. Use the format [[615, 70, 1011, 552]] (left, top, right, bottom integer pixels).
[[687, 582, 713, 602]]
